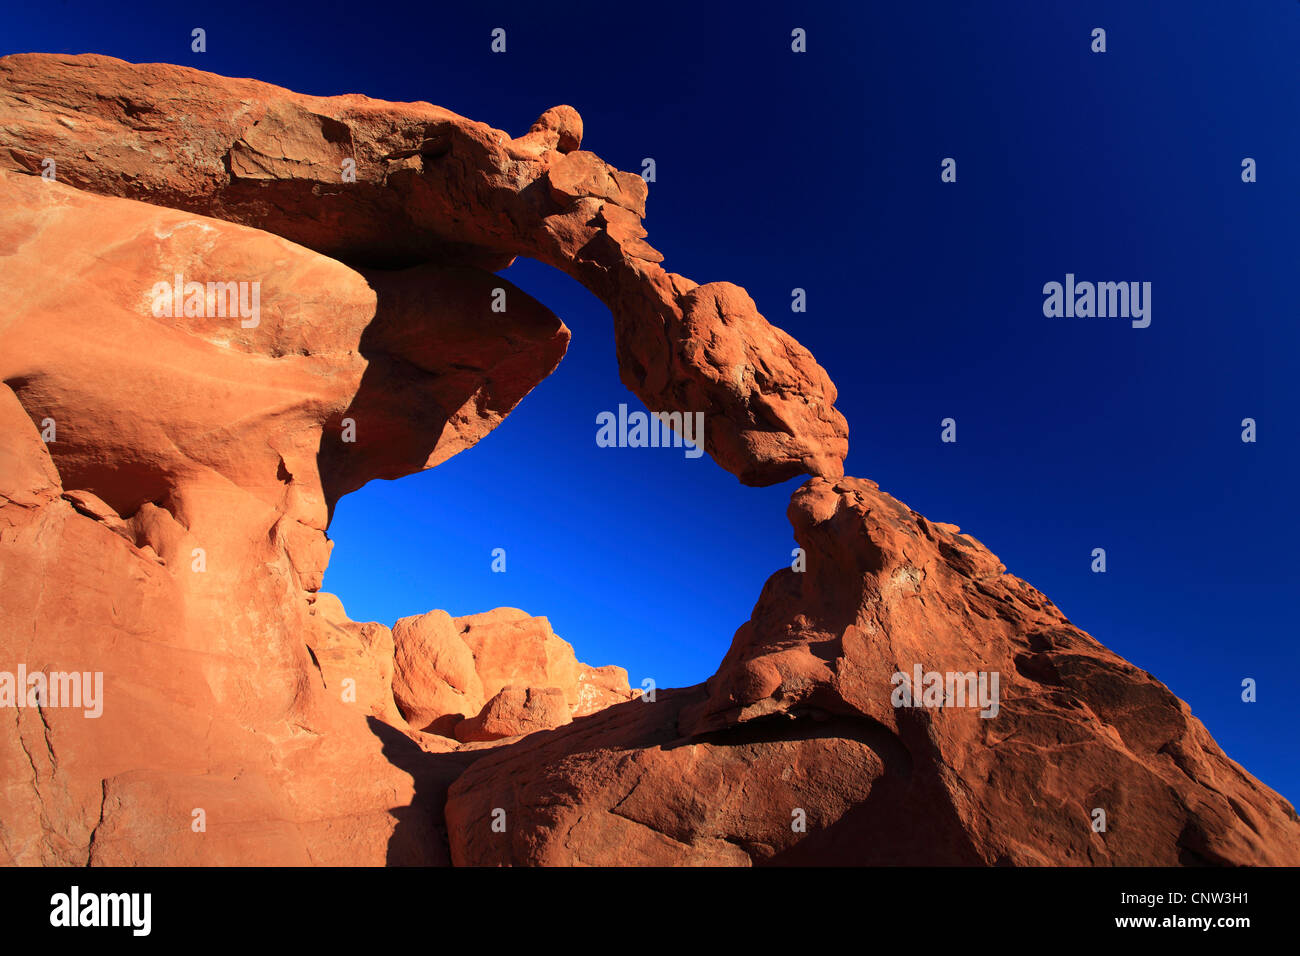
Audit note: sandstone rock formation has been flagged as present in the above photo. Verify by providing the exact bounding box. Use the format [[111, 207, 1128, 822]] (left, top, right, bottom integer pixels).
[[447, 478, 1300, 865], [391, 608, 632, 741], [0, 52, 848, 487], [1, 53, 1296, 868]]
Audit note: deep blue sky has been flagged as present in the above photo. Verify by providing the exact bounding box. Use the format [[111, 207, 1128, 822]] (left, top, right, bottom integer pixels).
[[7, 1, 1297, 804]]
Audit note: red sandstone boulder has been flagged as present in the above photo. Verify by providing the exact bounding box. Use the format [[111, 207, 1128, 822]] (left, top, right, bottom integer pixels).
[[528, 104, 583, 153], [391, 611, 486, 738], [456, 687, 571, 743], [391, 607, 632, 741]]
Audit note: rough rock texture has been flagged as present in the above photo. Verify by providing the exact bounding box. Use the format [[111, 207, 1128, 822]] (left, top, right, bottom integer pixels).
[[391, 608, 632, 741], [0, 53, 848, 486], [1, 53, 1297, 868], [446, 477, 1300, 865]]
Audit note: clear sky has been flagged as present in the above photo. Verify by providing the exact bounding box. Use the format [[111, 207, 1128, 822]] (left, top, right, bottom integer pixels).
[[7, 0, 1297, 804]]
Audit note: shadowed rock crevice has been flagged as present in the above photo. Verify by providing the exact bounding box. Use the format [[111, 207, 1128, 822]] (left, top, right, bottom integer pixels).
[[366, 717, 484, 866]]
